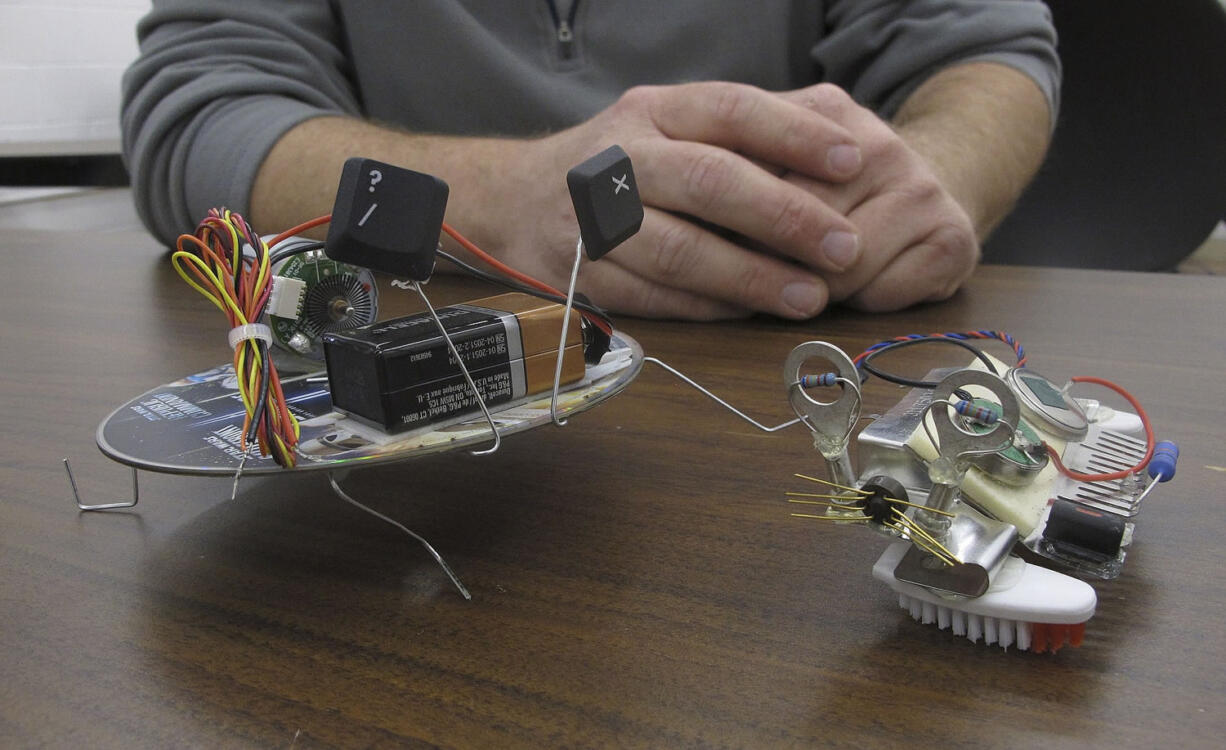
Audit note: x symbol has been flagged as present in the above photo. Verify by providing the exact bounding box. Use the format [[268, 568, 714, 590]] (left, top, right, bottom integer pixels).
[[611, 174, 630, 194]]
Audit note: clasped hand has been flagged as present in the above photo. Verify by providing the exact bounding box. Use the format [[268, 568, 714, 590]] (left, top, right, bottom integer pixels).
[[492, 81, 978, 319]]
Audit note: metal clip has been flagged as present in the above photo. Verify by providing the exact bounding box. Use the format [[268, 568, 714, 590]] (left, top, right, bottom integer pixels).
[[783, 342, 862, 491], [923, 369, 1019, 503]]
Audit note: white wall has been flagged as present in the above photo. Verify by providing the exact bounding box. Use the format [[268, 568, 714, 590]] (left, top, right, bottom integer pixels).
[[0, 0, 150, 155]]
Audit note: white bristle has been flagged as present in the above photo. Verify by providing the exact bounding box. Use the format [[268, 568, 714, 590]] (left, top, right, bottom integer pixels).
[[1017, 621, 1032, 651], [967, 614, 983, 643], [999, 619, 1015, 649], [896, 594, 1030, 651]]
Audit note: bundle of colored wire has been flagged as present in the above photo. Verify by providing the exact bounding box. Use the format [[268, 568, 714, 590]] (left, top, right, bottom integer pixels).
[[855, 330, 1027, 369], [171, 209, 300, 467]]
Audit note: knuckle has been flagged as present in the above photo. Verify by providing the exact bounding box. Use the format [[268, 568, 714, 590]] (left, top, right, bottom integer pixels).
[[768, 193, 810, 247], [652, 221, 702, 280], [810, 83, 853, 112], [731, 261, 769, 309], [710, 83, 758, 128], [683, 150, 735, 210], [616, 85, 655, 111], [918, 218, 979, 294], [613, 85, 659, 121]]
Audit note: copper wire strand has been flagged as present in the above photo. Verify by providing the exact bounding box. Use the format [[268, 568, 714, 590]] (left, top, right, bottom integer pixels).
[[786, 498, 864, 512], [889, 508, 961, 564], [784, 492, 863, 509], [793, 473, 868, 495], [883, 520, 958, 566], [790, 512, 872, 522], [885, 520, 957, 566], [883, 496, 957, 518]]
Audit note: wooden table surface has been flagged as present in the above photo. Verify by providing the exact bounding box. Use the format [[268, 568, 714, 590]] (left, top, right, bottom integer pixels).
[[2, 191, 1225, 748]]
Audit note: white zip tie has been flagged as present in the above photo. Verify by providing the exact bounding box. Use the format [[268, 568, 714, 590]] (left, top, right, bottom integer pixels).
[[227, 322, 273, 350]]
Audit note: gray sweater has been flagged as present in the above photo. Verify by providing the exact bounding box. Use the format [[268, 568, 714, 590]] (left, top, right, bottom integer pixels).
[[122, 0, 1059, 245]]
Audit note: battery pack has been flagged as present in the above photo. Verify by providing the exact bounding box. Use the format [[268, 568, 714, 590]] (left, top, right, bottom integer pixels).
[[322, 293, 583, 432]]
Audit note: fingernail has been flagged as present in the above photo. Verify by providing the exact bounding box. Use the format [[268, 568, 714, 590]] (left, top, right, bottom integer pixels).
[[821, 230, 860, 270], [781, 280, 823, 317], [826, 144, 862, 176]]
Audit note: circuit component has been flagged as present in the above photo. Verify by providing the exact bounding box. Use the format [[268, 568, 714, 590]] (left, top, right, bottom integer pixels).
[[1041, 498, 1127, 561], [264, 242, 378, 360], [1005, 367, 1089, 440], [857, 475, 909, 524], [323, 293, 584, 432]]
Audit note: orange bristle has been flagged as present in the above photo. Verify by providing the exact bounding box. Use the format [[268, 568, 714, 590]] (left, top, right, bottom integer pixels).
[[1029, 622, 1088, 653]]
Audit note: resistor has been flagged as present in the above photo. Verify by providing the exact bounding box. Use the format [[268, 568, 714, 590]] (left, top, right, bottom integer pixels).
[[953, 399, 999, 425], [1147, 440, 1179, 481], [799, 373, 839, 388]]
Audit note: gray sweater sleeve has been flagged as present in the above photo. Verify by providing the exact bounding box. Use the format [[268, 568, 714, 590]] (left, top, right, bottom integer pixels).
[[813, 0, 1061, 120], [121, 1, 360, 246]]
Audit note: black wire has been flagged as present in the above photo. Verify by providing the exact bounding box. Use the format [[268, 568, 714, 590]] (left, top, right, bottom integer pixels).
[[246, 340, 271, 445], [268, 240, 325, 267], [435, 248, 614, 330], [860, 337, 999, 394]]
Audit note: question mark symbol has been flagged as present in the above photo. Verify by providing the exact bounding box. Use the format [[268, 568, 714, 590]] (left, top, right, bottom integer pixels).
[[369, 169, 383, 193]]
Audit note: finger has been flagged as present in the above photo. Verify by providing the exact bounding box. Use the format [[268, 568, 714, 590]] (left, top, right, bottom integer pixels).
[[577, 255, 750, 320], [636, 82, 864, 182], [824, 190, 978, 307], [599, 208, 831, 319], [777, 83, 863, 126], [847, 223, 979, 312], [633, 139, 862, 274]]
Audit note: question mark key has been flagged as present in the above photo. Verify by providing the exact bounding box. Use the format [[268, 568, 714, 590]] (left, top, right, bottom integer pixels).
[[325, 157, 449, 281]]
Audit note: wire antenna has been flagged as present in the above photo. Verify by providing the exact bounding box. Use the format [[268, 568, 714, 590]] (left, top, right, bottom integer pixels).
[[645, 357, 801, 432], [409, 281, 501, 456], [550, 235, 585, 426]]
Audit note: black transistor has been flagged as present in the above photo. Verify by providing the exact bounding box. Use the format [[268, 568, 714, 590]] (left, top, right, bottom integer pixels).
[[325, 157, 449, 280], [566, 145, 644, 259]]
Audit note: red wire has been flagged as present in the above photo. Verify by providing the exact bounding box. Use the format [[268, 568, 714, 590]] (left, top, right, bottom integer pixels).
[[266, 214, 614, 337], [1044, 375, 1155, 482], [268, 214, 333, 248], [440, 222, 614, 337]]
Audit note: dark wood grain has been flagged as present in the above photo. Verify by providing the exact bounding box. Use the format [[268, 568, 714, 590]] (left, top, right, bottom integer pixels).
[[2, 191, 1225, 748]]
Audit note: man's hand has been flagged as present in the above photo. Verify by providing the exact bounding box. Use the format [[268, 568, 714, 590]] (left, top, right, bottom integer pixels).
[[504, 82, 868, 319], [254, 82, 867, 320], [253, 66, 1048, 320], [777, 83, 979, 312]]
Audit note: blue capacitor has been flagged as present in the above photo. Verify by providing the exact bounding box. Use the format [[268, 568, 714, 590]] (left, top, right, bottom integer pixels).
[[1147, 441, 1178, 481]]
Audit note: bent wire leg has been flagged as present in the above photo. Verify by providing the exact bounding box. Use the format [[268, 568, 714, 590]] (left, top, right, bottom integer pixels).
[[412, 280, 500, 456], [63, 458, 139, 511], [327, 472, 471, 600]]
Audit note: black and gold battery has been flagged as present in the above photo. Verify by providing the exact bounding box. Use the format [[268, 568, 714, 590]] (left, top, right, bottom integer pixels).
[[322, 293, 584, 432]]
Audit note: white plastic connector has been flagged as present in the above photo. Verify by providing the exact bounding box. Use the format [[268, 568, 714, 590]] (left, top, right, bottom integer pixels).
[[268, 275, 307, 319]]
